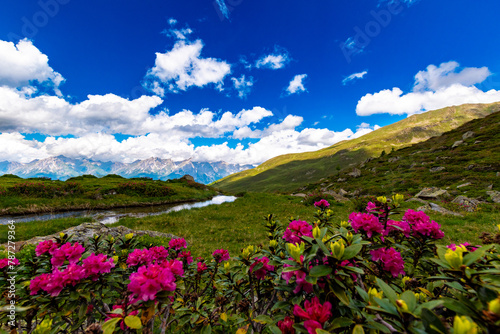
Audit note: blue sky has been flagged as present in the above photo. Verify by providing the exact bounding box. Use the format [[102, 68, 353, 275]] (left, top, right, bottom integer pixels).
[[1, 0, 500, 165]]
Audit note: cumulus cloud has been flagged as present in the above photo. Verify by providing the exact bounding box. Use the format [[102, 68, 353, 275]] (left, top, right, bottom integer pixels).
[[0, 39, 64, 90], [145, 39, 231, 95], [285, 74, 307, 95], [255, 47, 290, 70], [231, 75, 254, 98], [356, 61, 500, 116], [342, 71, 368, 85]]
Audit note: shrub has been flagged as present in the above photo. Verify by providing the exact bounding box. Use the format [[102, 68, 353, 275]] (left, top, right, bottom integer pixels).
[[1, 196, 499, 333], [115, 181, 175, 197]]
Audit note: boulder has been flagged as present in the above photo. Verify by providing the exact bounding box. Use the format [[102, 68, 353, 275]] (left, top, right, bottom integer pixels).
[[462, 131, 475, 140], [348, 168, 361, 178], [487, 191, 500, 203], [337, 178, 346, 182], [322, 190, 349, 202], [415, 187, 450, 200], [456, 182, 471, 189], [417, 202, 463, 217], [406, 197, 428, 204], [452, 140, 464, 148], [291, 193, 307, 198], [388, 157, 400, 163], [338, 188, 349, 196], [181, 174, 195, 182], [451, 196, 480, 212], [429, 166, 446, 172]]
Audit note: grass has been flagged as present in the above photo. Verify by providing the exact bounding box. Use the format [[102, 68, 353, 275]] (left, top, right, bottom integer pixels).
[[0, 217, 93, 244], [213, 102, 500, 193], [0, 174, 218, 215]]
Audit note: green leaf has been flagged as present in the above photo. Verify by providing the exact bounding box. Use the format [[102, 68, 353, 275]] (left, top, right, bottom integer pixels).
[[316, 329, 331, 334], [201, 324, 212, 334], [415, 300, 444, 315], [124, 315, 142, 329], [342, 244, 363, 260], [442, 298, 476, 316], [282, 266, 301, 273], [251, 262, 264, 272], [102, 318, 121, 334], [309, 265, 332, 277], [421, 309, 448, 334], [305, 275, 318, 285], [78, 302, 87, 319], [332, 282, 350, 305], [373, 298, 399, 316], [254, 315, 273, 324], [463, 245, 491, 266], [400, 290, 417, 312], [268, 324, 282, 334], [376, 277, 397, 304], [327, 317, 354, 330], [271, 301, 290, 311]]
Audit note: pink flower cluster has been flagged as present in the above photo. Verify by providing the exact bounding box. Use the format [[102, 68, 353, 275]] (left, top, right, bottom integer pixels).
[[212, 249, 230, 263], [249, 256, 274, 279], [403, 209, 444, 239], [385, 220, 411, 237], [0, 258, 19, 269], [178, 250, 193, 265], [197, 262, 207, 273], [314, 199, 330, 209], [283, 220, 313, 244], [35, 240, 58, 256], [30, 253, 115, 296], [128, 259, 183, 302], [282, 257, 313, 294], [277, 316, 295, 334], [127, 246, 169, 267], [50, 242, 85, 268], [370, 247, 405, 277], [168, 238, 187, 251], [349, 212, 384, 238], [293, 297, 332, 334], [448, 242, 478, 252]]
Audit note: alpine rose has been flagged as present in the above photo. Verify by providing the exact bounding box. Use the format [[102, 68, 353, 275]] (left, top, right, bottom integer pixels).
[[283, 220, 313, 244]]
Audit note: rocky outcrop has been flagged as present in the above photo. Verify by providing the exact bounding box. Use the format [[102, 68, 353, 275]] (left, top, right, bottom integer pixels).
[[487, 191, 500, 203], [452, 196, 480, 212], [415, 187, 450, 200], [417, 202, 463, 217]]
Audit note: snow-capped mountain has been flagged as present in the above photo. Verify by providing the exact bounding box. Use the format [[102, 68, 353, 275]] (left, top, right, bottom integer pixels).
[[0, 156, 253, 184]]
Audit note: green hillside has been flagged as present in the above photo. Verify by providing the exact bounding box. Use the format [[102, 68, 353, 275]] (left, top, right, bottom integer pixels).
[[213, 102, 500, 193], [303, 109, 500, 199]]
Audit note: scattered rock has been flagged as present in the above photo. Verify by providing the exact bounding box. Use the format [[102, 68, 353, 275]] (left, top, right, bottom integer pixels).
[[406, 197, 428, 204], [181, 174, 195, 182], [337, 178, 346, 182], [452, 196, 480, 212], [415, 187, 450, 200], [429, 166, 446, 172], [388, 157, 400, 163], [371, 167, 377, 173], [322, 190, 349, 202], [488, 184, 493, 190], [462, 131, 475, 140], [474, 140, 482, 144], [466, 164, 475, 170], [487, 191, 500, 203], [417, 203, 463, 217], [497, 172, 500, 177], [452, 140, 464, 148], [456, 182, 471, 189], [348, 168, 361, 178], [291, 193, 307, 198], [7, 223, 181, 253], [338, 189, 348, 196]]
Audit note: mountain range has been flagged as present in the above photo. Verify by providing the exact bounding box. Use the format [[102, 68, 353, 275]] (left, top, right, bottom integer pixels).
[[0, 156, 253, 184], [212, 102, 500, 193]]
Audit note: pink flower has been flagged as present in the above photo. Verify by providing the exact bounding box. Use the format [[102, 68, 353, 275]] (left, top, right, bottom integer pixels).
[[50, 242, 85, 268], [413, 220, 444, 239], [385, 220, 411, 237], [43, 269, 66, 297], [168, 238, 187, 251], [178, 251, 193, 265], [128, 264, 177, 302], [127, 249, 151, 267], [370, 247, 405, 277], [197, 262, 207, 273], [29, 273, 51, 295], [283, 220, 313, 244], [212, 249, 230, 263], [149, 246, 169, 263], [161, 259, 184, 277], [277, 316, 295, 334], [448, 243, 478, 252], [293, 297, 332, 334], [281, 257, 313, 294], [314, 199, 330, 209], [366, 201, 377, 213], [249, 256, 274, 279], [35, 240, 58, 256], [402, 209, 429, 225], [82, 253, 115, 279], [0, 258, 19, 269], [349, 212, 384, 238], [61, 264, 87, 286]]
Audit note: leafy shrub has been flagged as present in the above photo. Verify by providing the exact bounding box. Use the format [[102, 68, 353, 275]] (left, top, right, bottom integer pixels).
[[1, 195, 500, 333], [6, 181, 84, 198], [115, 181, 175, 197]]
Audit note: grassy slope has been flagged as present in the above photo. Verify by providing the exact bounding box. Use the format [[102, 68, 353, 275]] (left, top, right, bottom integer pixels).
[[304, 109, 500, 199], [213, 102, 500, 193], [0, 175, 217, 215]]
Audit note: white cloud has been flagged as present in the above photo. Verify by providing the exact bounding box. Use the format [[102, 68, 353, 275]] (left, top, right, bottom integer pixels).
[[214, 0, 230, 20], [356, 61, 500, 116], [286, 74, 307, 95], [231, 75, 254, 98], [342, 71, 368, 85], [255, 47, 290, 70], [145, 39, 231, 95], [0, 39, 64, 90]]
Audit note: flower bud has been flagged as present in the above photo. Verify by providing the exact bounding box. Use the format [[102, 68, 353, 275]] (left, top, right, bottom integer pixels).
[[488, 298, 500, 315], [287, 243, 304, 263], [109, 237, 114, 243], [330, 240, 345, 260], [312, 226, 321, 239], [112, 256, 119, 263], [396, 299, 409, 312], [453, 316, 478, 334], [224, 262, 230, 272], [346, 232, 354, 244], [60, 233, 65, 238], [402, 276, 411, 285], [392, 194, 405, 206], [125, 233, 134, 240], [340, 221, 349, 228], [377, 196, 387, 204], [445, 249, 463, 269], [368, 287, 383, 300], [269, 240, 278, 248]]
